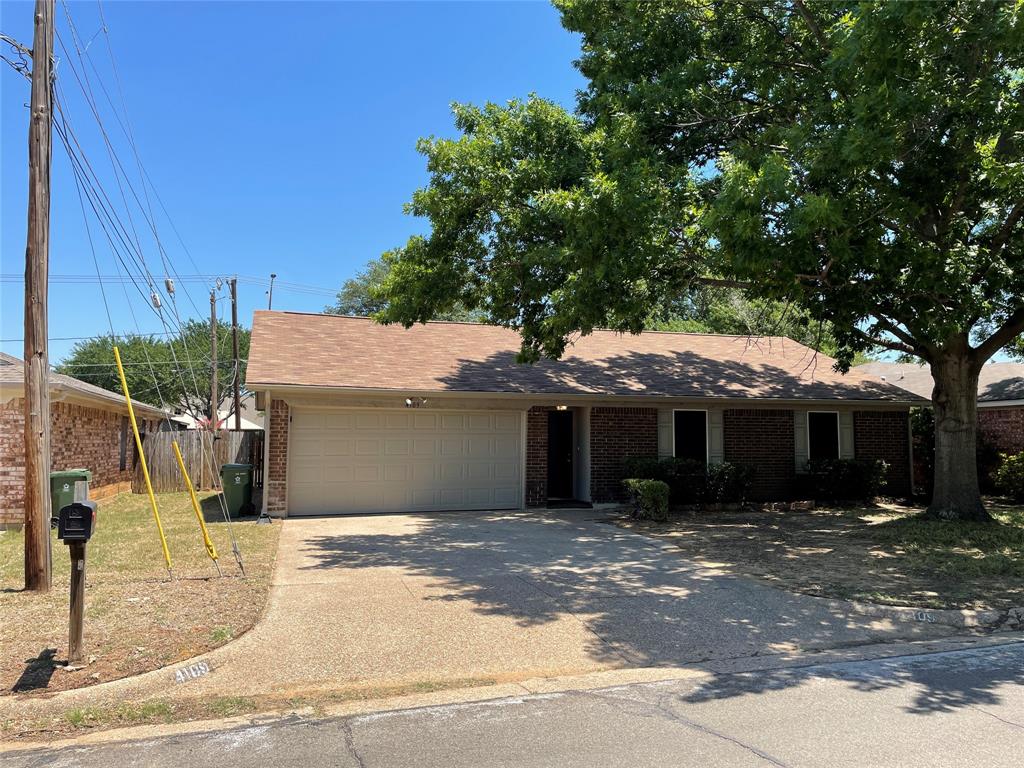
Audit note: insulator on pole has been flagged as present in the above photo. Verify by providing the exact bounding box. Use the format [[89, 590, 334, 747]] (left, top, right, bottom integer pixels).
[[164, 277, 175, 295], [150, 291, 162, 309], [215, 277, 223, 291]]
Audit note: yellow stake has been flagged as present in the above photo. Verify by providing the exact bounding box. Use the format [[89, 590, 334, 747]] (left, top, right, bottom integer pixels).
[[114, 346, 172, 576], [172, 439, 220, 573]]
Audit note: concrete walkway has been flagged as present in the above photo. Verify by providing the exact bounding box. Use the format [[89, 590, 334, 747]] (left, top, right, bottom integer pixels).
[[3, 510, 957, 711]]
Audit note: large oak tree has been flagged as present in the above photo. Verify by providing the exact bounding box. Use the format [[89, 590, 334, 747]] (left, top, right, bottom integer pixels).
[[378, 0, 1024, 521]]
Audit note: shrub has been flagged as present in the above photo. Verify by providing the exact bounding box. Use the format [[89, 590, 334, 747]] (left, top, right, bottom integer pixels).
[[623, 478, 670, 521], [705, 462, 757, 503], [994, 452, 1024, 501], [621, 456, 754, 505], [804, 458, 889, 501]]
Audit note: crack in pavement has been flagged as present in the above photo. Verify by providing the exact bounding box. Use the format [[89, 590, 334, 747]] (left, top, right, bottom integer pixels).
[[967, 704, 1024, 731], [341, 718, 367, 768], [574, 686, 793, 768]]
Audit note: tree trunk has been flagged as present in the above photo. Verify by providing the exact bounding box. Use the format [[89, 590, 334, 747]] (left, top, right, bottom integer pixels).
[[925, 344, 992, 522]]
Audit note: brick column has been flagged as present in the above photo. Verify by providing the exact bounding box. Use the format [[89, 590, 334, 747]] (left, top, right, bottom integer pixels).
[[267, 399, 289, 515]]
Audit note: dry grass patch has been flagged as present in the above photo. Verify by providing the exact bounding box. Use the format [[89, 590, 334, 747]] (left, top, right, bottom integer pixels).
[[618, 499, 1024, 611], [0, 491, 279, 695]]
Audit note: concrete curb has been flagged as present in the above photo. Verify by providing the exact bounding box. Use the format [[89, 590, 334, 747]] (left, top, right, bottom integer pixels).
[[821, 598, 1024, 630]]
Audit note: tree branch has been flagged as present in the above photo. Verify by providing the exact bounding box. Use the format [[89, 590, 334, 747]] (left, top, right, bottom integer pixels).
[[973, 306, 1024, 362], [792, 0, 829, 50], [851, 326, 916, 357]]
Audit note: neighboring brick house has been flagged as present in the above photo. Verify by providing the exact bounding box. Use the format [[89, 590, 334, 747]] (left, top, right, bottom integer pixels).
[[0, 352, 167, 528], [246, 311, 921, 517], [855, 361, 1024, 491]]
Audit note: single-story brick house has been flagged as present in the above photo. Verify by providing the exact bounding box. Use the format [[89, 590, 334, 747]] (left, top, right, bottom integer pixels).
[[854, 361, 1024, 456], [245, 311, 922, 517], [0, 352, 166, 528]]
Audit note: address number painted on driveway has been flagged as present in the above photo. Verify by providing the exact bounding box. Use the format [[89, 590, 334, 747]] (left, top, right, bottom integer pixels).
[[174, 660, 211, 684]]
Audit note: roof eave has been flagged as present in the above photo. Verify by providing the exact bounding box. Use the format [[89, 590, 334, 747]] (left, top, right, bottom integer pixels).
[[247, 381, 923, 407]]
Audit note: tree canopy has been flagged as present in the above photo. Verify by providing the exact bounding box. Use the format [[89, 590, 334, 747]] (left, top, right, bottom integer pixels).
[[57, 319, 250, 422]]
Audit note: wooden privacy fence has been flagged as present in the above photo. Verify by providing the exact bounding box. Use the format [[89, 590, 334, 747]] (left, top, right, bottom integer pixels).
[[133, 430, 265, 493]]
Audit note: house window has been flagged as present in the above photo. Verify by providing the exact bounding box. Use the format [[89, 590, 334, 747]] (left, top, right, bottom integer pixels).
[[808, 411, 840, 461], [119, 416, 129, 471], [673, 410, 708, 463]]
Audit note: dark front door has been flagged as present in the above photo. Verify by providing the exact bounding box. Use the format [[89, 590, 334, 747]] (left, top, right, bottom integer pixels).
[[547, 410, 574, 500]]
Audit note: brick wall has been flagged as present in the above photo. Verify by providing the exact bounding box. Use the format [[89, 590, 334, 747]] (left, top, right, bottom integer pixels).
[[853, 410, 911, 496], [266, 398, 289, 515], [525, 406, 550, 506], [590, 407, 658, 503], [978, 406, 1024, 455], [1, 398, 145, 526], [723, 409, 795, 500]]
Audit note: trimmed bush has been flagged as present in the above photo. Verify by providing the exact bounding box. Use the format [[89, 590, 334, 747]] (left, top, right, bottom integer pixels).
[[705, 462, 757, 504], [994, 452, 1024, 501], [622, 456, 755, 505], [623, 478, 670, 521], [804, 458, 888, 502]]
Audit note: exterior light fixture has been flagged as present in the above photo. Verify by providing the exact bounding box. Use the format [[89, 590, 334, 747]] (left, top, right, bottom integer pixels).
[[405, 397, 427, 408], [556, 405, 569, 411]]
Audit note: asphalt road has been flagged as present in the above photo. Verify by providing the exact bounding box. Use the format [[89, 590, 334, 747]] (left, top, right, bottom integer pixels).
[[6, 640, 1023, 768]]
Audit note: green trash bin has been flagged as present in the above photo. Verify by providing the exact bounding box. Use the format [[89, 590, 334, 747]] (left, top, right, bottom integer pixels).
[[220, 463, 254, 516], [50, 469, 92, 517]]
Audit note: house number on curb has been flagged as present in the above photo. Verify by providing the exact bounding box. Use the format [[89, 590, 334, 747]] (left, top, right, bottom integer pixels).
[[914, 611, 936, 623], [174, 661, 211, 683]]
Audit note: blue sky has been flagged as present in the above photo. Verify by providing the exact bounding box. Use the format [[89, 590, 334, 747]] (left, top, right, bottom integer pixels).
[[1, 0, 585, 362]]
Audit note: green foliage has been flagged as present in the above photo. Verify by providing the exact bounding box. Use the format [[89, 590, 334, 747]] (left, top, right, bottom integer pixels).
[[55, 319, 250, 420], [804, 458, 890, 502], [378, 1, 1023, 368], [705, 462, 757, 504], [623, 478, 670, 521], [623, 456, 754, 505], [994, 452, 1024, 501], [326, 257, 486, 322], [325, 258, 392, 316]]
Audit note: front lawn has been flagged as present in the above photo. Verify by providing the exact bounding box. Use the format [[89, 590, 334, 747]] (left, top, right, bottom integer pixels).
[[618, 499, 1024, 611], [0, 491, 279, 695]]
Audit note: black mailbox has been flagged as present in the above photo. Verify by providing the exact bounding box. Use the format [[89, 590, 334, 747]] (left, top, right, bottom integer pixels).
[[57, 500, 97, 543]]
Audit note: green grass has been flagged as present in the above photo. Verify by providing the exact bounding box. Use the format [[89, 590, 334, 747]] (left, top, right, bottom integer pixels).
[[0, 491, 279, 695], [865, 504, 1024, 579]]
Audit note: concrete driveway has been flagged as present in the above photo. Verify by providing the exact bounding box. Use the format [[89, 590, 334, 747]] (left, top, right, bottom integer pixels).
[[183, 508, 953, 698], [3, 508, 958, 716]]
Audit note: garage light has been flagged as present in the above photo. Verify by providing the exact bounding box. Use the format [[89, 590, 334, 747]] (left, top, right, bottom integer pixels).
[[405, 397, 427, 408], [556, 405, 569, 411]]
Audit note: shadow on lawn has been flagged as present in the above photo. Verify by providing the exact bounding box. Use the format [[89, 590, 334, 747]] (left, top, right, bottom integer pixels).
[[12, 648, 58, 693], [293, 508, 1023, 716]]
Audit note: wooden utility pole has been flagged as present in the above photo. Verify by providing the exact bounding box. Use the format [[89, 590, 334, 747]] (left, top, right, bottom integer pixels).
[[230, 278, 241, 430], [24, 0, 55, 592], [209, 289, 218, 430]]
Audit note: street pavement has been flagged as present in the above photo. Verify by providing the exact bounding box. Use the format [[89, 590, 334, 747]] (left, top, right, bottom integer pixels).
[[6, 640, 1022, 767]]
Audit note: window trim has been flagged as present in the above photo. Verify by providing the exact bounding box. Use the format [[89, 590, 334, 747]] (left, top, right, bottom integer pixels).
[[806, 410, 841, 461], [672, 408, 709, 464]]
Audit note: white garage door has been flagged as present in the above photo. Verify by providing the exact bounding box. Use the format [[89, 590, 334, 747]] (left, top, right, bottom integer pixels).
[[287, 408, 523, 516]]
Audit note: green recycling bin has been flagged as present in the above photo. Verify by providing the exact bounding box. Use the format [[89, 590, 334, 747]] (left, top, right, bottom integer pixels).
[[50, 469, 92, 518], [220, 463, 254, 516]]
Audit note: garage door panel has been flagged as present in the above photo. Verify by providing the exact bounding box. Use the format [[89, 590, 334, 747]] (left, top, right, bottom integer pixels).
[[288, 407, 523, 516]]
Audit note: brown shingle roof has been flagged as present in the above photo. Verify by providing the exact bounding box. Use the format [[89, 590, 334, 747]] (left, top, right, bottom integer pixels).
[[0, 351, 167, 417], [246, 311, 920, 403], [855, 361, 1024, 403]]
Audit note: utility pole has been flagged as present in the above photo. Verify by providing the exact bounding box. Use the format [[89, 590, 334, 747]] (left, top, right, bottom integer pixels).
[[267, 273, 277, 310], [209, 289, 218, 431], [230, 278, 241, 430], [24, 0, 55, 592]]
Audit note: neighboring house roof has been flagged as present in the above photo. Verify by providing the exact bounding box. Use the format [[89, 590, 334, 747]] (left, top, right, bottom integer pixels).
[[0, 351, 167, 418], [855, 361, 1024, 404], [246, 311, 923, 404], [171, 408, 263, 431]]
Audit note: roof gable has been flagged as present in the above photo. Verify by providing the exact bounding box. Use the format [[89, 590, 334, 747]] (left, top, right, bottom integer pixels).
[[246, 311, 920, 403]]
